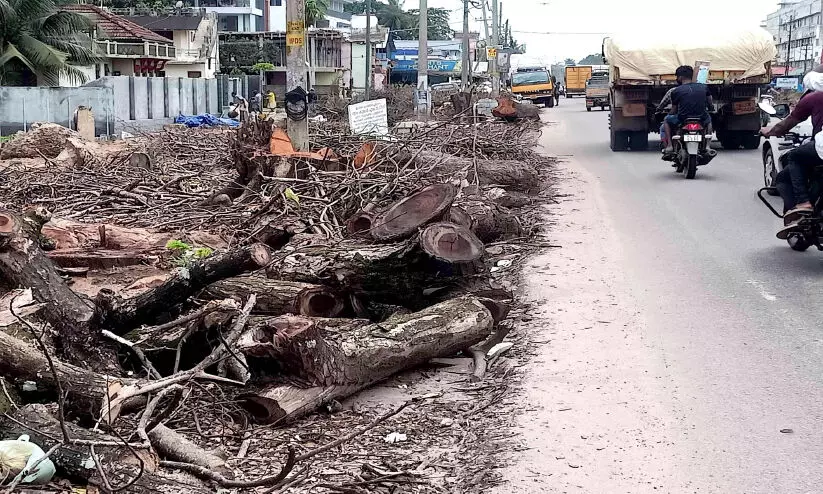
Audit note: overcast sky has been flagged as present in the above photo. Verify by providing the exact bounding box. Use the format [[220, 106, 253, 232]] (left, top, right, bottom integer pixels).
[[402, 0, 782, 65]]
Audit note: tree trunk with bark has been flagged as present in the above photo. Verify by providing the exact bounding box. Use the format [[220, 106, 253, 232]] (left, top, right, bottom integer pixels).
[[453, 199, 523, 242], [238, 296, 493, 423], [416, 150, 540, 193], [201, 276, 346, 318], [370, 184, 457, 241]]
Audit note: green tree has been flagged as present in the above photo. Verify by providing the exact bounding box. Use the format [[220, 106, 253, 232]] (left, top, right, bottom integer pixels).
[[406, 7, 452, 40], [564, 58, 576, 66], [0, 0, 98, 86], [578, 53, 604, 65], [305, 0, 330, 26]]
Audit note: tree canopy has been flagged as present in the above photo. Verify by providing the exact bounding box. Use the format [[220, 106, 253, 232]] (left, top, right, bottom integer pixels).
[[564, 58, 576, 66], [578, 53, 604, 65], [0, 0, 98, 86], [346, 0, 452, 40]]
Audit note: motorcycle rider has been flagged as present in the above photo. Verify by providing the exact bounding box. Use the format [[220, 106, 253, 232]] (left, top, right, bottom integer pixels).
[[662, 65, 713, 155], [761, 65, 823, 239]]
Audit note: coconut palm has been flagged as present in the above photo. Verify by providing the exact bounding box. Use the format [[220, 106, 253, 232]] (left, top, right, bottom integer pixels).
[[0, 0, 97, 86], [305, 0, 330, 27]]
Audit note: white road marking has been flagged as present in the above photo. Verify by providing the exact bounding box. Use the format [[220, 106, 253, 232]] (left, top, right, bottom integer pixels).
[[745, 279, 777, 301]]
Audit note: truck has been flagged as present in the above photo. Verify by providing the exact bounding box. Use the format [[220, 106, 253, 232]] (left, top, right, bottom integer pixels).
[[585, 70, 610, 111], [603, 28, 776, 151], [565, 66, 591, 98], [511, 67, 555, 108]]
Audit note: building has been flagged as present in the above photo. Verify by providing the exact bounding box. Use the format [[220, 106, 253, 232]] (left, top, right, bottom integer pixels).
[[764, 0, 823, 75], [453, 31, 480, 63], [391, 39, 465, 84], [63, 4, 177, 81], [268, 0, 353, 31], [199, 0, 265, 32], [125, 12, 220, 78]]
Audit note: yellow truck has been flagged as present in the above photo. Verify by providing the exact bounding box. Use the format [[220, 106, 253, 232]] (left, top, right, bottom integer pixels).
[[511, 67, 555, 108], [565, 66, 591, 98]]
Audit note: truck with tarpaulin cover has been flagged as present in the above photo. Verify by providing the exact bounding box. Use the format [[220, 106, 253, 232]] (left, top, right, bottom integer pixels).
[[603, 28, 777, 151]]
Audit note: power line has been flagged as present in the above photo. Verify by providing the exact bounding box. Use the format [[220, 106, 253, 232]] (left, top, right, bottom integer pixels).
[[512, 30, 610, 35]]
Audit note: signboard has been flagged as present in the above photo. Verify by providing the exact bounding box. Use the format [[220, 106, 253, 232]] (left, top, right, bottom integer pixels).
[[286, 20, 304, 47], [486, 47, 497, 59], [391, 60, 460, 73], [694, 60, 710, 84], [775, 77, 799, 90], [348, 98, 389, 136]]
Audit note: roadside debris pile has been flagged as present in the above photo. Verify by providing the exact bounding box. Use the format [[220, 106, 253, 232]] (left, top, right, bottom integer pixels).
[[0, 113, 553, 492]]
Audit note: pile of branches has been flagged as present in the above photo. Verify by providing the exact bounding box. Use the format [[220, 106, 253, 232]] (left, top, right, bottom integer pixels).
[[0, 114, 552, 491], [315, 86, 416, 125]]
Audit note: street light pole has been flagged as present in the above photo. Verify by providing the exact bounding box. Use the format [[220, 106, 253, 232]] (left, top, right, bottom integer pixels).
[[490, 0, 499, 95], [365, 0, 372, 99], [461, 0, 470, 89]]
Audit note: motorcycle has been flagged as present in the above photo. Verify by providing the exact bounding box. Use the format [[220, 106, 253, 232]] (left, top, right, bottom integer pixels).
[[661, 117, 718, 179], [758, 144, 823, 251]]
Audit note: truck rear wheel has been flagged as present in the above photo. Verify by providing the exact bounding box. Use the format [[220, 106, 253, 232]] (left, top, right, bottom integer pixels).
[[629, 131, 649, 151], [587, 107, 592, 112], [545, 98, 555, 108], [610, 127, 629, 152], [719, 131, 740, 150], [741, 133, 761, 150]]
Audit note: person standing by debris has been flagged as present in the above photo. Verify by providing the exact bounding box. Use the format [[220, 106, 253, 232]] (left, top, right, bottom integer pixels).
[[231, 92, 249, 122], [252, 91, 262, 113], [266, 90, 276, 110]]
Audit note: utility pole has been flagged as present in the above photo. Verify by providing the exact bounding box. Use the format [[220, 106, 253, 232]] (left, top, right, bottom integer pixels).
[[461, 0, 470, 89], [365, 0, 372, 99], [490, 0, 499, 95], [480, 0, 489, 42], [416, 0, 430, 118], [787, 14, 794, 71], [286, 0, 308, 150]]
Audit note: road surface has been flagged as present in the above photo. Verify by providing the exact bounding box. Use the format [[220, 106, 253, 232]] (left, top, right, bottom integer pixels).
[[496, 98, 823, 493]]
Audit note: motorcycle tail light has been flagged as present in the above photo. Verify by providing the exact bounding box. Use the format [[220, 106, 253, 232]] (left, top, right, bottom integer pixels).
[[683, 123, 703, 131]]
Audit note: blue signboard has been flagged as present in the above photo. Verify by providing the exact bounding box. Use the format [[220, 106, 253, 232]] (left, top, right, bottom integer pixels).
[[392, 59, 460, 73]]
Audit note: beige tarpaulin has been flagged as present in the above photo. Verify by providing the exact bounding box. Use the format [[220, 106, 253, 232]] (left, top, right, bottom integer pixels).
[[604, 27, 778, 81]]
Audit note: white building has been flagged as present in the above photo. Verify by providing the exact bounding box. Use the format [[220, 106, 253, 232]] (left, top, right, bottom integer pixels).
[[764, 0, 823, 75], [125, 13, 220, 78], [268, 0, 353, 31]]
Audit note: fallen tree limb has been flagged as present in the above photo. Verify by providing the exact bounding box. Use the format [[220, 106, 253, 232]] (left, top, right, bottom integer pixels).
[[453, 199, 523, 243], [96, 244, 270, 334], [238, 296, 493, 423], [416, 150, 540, 193], [202, 276, 346, 318], [148, 424, 226, 472]]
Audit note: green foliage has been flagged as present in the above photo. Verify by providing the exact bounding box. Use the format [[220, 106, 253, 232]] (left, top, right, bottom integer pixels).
[[405, 8, 452, 41], [346, 1, 452, 41], [578, 53, 605, 65], [251, 62, 275, 72], [564, 58, 576, 66], [165, 239, 213, 267], [0, 0, 100, 86], [305, 0, 330, 26], [220, 37, 282, 73]]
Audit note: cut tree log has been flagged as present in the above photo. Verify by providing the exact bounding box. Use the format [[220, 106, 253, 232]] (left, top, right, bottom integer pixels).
[[201, 276, 346, 318], [345, 211, 375, 235], [0, 404, 211, 493], [42, 217, 225, 251], [0, 329, 132, 416], [371, 183, 457, 241], [96, 243, 271, 334], [445, 206, 473, 228], [420, 222, 485, 263], [0, 210, 106, 366], [453, 198, 523, 242], [148, 424, 227, 472], [415, 150, 540, 193], [237, 314, 369, 358], [238, 296, 493, 423]]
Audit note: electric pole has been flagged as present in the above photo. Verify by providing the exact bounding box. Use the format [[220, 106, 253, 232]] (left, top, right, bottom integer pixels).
[[286, 0, 308, 150], [417, 0, 430, 118], [365, 0, 372, 98], [480, 0, 489, 42], [490, 0, 499, 95], [461, 0, 470, 89]]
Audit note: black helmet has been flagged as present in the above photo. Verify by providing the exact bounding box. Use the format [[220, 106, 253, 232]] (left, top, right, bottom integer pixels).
[[675, 65, 694, 79]]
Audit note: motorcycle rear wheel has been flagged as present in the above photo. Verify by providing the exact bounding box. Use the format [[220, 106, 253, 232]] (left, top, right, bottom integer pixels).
[[788, 234, 812, 252], [684, 154, 697, 179]]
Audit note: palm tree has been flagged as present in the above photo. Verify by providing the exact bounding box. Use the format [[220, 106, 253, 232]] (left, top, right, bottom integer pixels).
[[305, 0, 330, 27], [0, 0, 98, 86]]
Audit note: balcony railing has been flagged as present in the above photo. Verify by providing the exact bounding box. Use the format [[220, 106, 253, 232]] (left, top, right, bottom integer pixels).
[[200, 0, 251, 7], [95, 40, 176, 59]]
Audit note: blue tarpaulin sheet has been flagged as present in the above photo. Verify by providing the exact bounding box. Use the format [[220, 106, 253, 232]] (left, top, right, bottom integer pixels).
[[174, 114, 239, 128]]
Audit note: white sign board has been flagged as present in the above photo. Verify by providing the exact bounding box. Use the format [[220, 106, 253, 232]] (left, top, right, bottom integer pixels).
[[775, 77, 799, 90], [348, 98, 389, 136], [475, 98, 498, 117]]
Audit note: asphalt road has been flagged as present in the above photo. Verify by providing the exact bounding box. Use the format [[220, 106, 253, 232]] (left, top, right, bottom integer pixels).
[[497, 98, 823, 493]]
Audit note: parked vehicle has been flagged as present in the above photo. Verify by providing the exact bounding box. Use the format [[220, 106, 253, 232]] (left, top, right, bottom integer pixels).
[[565, 66, 592, 98], [511, 67, 555, 108], [585, 71, 610, 111], [662, 117, 717, 179], [603, 28, 776, 152]]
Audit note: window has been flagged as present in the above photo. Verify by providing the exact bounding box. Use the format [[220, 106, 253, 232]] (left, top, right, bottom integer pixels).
[[188, 71, 202, 78], [271, 0, 281, 6]]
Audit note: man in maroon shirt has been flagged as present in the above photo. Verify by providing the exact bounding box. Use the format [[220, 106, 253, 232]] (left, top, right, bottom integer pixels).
[[761, 84, 823, 239]]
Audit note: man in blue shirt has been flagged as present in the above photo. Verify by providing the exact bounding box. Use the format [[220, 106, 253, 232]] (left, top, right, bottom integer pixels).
[[662, 65, 713, 154]]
